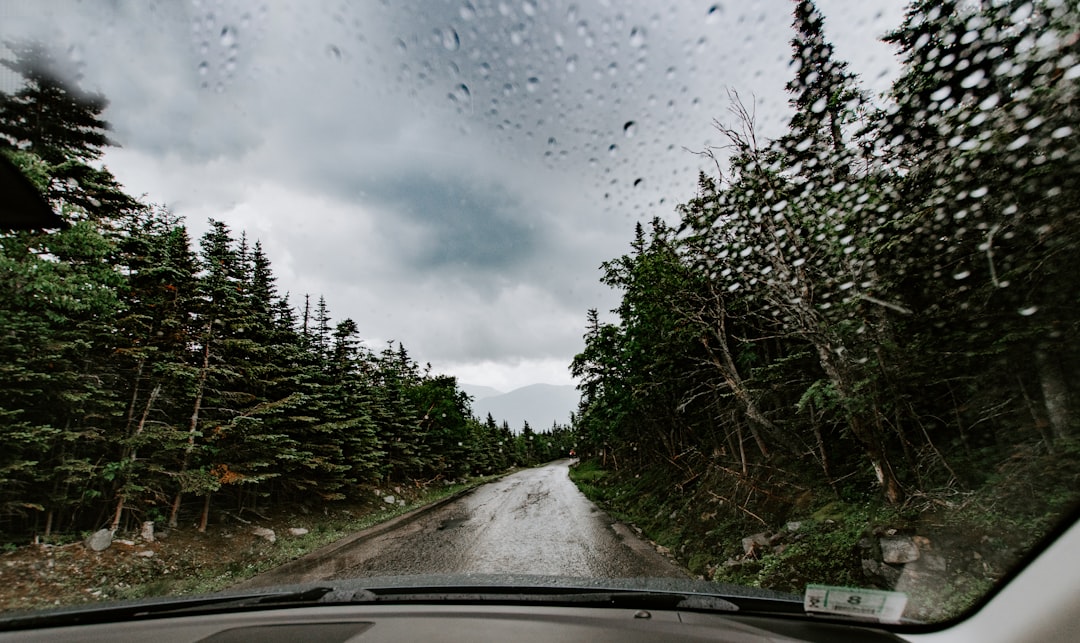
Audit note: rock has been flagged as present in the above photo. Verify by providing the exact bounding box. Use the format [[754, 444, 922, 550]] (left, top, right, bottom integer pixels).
[[656, 545, 671, 555], [114, 539, 136, 547], [383, 495, 396, 505], [786, 521, 802, 532], [252, 527, 276, 543], [880, 536, 920, 564], [862, 558, 902, 586], [85, 529, 113, 552], [287, 527, 309, 537], [742, 532, 771, 556], [135, 550, 155, 558], [397, 499, 405, 506], [141, 521, 155, 542], [155, 530, 169, 541], [922, 553, 948, 572]]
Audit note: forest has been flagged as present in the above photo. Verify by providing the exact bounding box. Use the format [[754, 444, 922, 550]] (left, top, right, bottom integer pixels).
[[0, 42, 575, 545], [571, 0, 1079, 556]]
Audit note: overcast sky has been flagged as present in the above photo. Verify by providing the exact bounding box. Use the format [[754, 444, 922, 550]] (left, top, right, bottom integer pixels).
[[3, 0, 902, 391]]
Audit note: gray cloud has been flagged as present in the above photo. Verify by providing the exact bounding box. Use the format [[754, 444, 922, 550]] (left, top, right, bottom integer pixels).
[[2, 0, 904, 387]]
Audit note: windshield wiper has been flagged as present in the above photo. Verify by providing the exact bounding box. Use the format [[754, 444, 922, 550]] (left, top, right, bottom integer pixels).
[[0, 587, 336, 630], [324, 587, 737, 611], [0, 583, 802, 631]]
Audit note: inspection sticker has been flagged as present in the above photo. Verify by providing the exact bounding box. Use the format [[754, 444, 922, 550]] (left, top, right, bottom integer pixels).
[[804, 584, 908, 623]]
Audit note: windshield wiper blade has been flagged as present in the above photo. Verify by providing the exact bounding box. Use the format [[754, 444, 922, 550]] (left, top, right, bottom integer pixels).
[[0, 587, 336, 630], [318, 585, 741, 612]]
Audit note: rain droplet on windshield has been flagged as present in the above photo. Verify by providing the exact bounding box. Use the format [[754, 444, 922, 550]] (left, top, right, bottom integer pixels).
[[219, 26, 236, 48], [706, 4, 723, 25], [629, 27, 646, 48], [440, 27, 460, 51], [623, 121, 637, 138]]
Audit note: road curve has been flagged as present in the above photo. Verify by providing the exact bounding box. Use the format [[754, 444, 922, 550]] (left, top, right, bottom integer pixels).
[[242, 460, 687, 588]]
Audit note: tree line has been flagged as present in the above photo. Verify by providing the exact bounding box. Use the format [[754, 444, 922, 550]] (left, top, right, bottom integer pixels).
[[0, 43, 575, 543], [572, 0, 1079, 509]]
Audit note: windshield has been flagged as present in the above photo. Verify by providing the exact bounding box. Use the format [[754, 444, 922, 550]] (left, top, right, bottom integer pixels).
[[1, 0, 1078, 629]]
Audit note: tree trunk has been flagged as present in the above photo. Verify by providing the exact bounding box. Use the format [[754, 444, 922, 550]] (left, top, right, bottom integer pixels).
[[1036, 349, 1072, 442], [198, 494, 211, 533], [815, 343, 904, 504], [111, 385, 160, 532], [169, 331, 211, 528]]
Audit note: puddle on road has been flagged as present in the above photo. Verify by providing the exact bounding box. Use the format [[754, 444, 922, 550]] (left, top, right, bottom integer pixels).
[[437, 516, 469, 530]]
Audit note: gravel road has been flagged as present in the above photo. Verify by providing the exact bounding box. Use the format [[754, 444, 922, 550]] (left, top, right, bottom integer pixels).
[[241, 459, 687, 587]]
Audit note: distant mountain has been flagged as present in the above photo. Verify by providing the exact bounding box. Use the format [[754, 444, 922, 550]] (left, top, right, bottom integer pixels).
[[468, 383, 579, 432], [459, 383, 504, 401]]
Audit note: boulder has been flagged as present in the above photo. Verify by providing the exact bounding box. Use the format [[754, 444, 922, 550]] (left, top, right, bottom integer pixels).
[[140, 521, 155, 542], [85, 529, 113, 552], [383, 495, 396, 505], [742, 532, 771, 556], [880, 536, 920, 564], [862, 558, 902, 586], [252, 527, 276, 543]]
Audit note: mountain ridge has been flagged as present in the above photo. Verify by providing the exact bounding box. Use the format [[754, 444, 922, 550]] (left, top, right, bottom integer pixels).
[[465, 383, 577, 432]]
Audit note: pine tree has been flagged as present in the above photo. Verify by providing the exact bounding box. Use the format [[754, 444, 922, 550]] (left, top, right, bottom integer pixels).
[[0, 42, 138, 221]]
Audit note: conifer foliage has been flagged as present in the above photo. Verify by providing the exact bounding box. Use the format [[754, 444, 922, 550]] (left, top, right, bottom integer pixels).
[[574, 0, 1080, 508], [0, 46, 571, 543]]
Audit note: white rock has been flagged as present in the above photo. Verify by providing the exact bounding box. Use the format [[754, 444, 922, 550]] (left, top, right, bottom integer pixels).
[[880, 536, 920, 564], [141, 521, 155, 542], [383, 495, 396, 505], [85, 529, 113, 552], [287, 527, 309, 537], [252, 527, 276, 543], [135, 550, 155, 558]]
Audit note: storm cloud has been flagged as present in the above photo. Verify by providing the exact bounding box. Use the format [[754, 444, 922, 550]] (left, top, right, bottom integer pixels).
[[1, 0, 902, 390]]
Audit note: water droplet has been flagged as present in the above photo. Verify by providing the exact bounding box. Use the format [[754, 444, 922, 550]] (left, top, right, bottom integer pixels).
[[623, 121, 637, 138], [526, 76, 540, 92], [633, 178, 644, 187], [449, 83, 472, 108], [220, 26, 236, 48], [326, 44, 342, 60], [441, 27, 460, 51], [198, 61, 209, 76], [629, 26, 646, 48], [706, 4, 723, 24], [1018, 306, 1038, 316], [953, 270, 971, 280], [565, 55, 578, 72], [930, 85, 952, 102], [608, 143, 618, 156], [522, 0, 537, 17], [459, 1, 476, 20], [396, 38, 408, 53]]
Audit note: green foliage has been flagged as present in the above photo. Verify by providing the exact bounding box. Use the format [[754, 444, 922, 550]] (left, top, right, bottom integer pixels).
[[0, 46, 563, 545]]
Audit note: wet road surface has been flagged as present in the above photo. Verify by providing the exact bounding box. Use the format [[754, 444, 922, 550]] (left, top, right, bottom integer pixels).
[[243, 460, 687, 587]]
